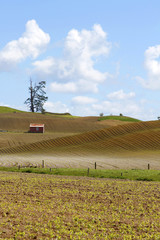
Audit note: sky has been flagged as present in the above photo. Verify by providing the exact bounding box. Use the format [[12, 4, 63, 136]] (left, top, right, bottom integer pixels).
[[1, 0, 160, 120]]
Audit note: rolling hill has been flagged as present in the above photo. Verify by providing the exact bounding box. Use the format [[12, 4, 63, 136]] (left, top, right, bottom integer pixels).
[[0, 107, 136, 137], [0, 107, 159, 169], [0, 107, 133, 149], [0, 119, 160, 155]]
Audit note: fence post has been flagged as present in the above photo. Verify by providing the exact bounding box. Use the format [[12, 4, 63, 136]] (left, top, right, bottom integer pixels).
[[18, 165, 20, 170], [148, 163, 150, 170], [87, 168, 89, 176], [42, 160, 45, 168], [95, 162, 97, 169]]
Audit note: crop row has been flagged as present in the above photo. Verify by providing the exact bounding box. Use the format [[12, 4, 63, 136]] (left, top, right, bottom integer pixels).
[[0, 172, 160, 239], [1, 120, 160, 155]]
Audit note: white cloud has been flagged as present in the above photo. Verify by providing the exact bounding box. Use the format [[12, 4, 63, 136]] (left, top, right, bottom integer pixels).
[[107, 89, 135, 100], [88, 90, 142, 118], [92, 100, 141, 118], [72, 96, 97, 105], [44, 101, 69, 113], [68, 97, 146, 119], [50, 80, 99, 93], [0, 19, 50, 71], [138, 44, 160, 89], [32, 24, 113, 93], [50, 82, 77, 93]]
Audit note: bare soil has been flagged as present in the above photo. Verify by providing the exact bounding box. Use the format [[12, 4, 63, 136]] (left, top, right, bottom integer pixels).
[[0, 152, 160, 170]]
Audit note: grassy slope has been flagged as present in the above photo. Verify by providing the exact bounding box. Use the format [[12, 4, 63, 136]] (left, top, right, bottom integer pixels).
[[98, 115, 140, 122], [0, 106, 77, 118], [0, 106, 24, 113]]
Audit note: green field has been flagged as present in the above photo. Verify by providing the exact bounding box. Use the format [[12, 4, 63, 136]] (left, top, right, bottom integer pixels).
[[98, 115, 140, 122], [0, 106, 24, 113], [0, 167, 160, 181], [0, 106, 75, 117]]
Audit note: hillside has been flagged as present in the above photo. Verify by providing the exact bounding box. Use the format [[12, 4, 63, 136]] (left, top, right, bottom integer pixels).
[[0, 107, 159, 169], [0, 120, 160, 155], [0, 111, 115, 133], [0, 106, 24, 113], [0, 109, 132, 149], [98, 115, 140, 122]]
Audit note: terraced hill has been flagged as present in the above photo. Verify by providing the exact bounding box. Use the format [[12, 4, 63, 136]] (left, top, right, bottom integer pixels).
[[1, 120, 160, 156], [0, 107, 159, 169], [0, 110, 131, 150]]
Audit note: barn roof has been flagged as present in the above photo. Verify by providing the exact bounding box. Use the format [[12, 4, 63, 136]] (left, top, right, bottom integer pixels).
[[30, 123, 44, 127]]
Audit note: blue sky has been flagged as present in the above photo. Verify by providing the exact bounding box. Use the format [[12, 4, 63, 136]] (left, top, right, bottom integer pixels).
[[1, 0, 160, 120]]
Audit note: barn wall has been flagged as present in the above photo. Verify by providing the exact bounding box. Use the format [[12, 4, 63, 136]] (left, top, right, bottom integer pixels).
[[30, 127, 44, 133]]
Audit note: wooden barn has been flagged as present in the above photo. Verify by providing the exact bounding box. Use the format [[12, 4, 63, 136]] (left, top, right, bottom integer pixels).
[[29, 123, 45, 133]]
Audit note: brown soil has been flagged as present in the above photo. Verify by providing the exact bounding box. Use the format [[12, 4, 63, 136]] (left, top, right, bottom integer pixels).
[[0, 172, 159, 239], [0, 113, 118, 132], [0, 113, 160, 170]]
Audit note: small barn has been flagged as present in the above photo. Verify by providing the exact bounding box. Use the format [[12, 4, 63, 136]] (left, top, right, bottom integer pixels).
[[29, 123, 45, 133]]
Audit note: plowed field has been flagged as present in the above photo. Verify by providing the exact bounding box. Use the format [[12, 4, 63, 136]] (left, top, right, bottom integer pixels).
[[0, 113, 113, 132], [0, 172, 159, 239], [0, 112, 160, 169], [1, 120, 160, 155]]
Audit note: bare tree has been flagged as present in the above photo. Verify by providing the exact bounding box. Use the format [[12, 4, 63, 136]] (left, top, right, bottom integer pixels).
[[24, 78, 48, 113]]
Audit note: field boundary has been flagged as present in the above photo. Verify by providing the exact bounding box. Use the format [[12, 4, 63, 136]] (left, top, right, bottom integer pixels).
[[0, 166, 159, 181]]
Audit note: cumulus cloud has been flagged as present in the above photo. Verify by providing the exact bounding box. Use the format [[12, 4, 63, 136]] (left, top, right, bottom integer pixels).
[[32, 24, 112, 93], [44, 96, 151, 120], [68, 96, 144, 118], [137, 44, 160, 89], [107, 89, 135, 100], [72, 96, 97, 105], [44, 101, 69, 113], [92, 100, 141, 117], [50, 82, 77, 93], [50, 80, 98, 93], [0, 20, 50, 71]]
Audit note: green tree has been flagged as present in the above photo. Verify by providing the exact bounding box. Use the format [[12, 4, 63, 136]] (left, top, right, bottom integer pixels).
[[24, 78, 48, 113]]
